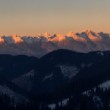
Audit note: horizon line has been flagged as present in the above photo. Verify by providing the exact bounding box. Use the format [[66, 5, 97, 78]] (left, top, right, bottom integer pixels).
[[0, 29, 110, 36]]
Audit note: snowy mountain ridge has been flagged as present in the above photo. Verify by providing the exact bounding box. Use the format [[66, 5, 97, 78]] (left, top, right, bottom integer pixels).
[[1, 30, 110, 57]]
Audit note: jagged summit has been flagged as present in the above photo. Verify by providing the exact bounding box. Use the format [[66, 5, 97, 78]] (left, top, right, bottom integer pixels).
[[43, 32, 51, 38], [0, 36, 4, 43], [67, 31, 75, 36], [81, 29, 94, 33]]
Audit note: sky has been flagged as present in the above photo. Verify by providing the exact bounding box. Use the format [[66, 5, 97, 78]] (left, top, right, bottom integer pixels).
[[0, 0, 110, 36]]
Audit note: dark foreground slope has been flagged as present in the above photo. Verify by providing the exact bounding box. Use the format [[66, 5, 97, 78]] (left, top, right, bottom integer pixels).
[[0, 50, 110, 110]]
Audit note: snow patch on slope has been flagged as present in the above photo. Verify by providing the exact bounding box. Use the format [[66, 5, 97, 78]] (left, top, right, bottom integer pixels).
[[12, 71, 35, 92], [42, 73, 53, 81], [48, 98, 69, 110], [99, 80, 110, 90], [0, 85, 26, 103], [58, 65, 79, 78]]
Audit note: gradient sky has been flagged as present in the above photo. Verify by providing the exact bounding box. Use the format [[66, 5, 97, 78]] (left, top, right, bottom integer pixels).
[[0, 0, 110, 35]]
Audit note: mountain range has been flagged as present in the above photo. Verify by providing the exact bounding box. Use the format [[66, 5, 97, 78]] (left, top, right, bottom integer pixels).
[[0, 30, 110, 109], [1, 30, 110, 57]]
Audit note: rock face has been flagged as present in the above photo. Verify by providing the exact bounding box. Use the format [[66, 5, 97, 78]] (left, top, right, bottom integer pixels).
[[0, 30, 110, 57]]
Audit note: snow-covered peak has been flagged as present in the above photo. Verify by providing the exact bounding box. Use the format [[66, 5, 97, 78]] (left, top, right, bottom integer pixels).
[[43, 32, 51, 38], [81, 29, 94, 34], [0, 36, 4, 43], [81, 29, 101, 41], [67, 31, 75, 37], [11, 34, 23, 43], [67, 31, 86, 42], [2, 35, 23, 44], [50, 34, 66, 41], [2, 36, 15, 44]]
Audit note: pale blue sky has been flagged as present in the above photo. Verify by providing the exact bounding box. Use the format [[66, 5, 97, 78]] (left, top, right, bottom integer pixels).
[[0, 0, 110, 35]]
